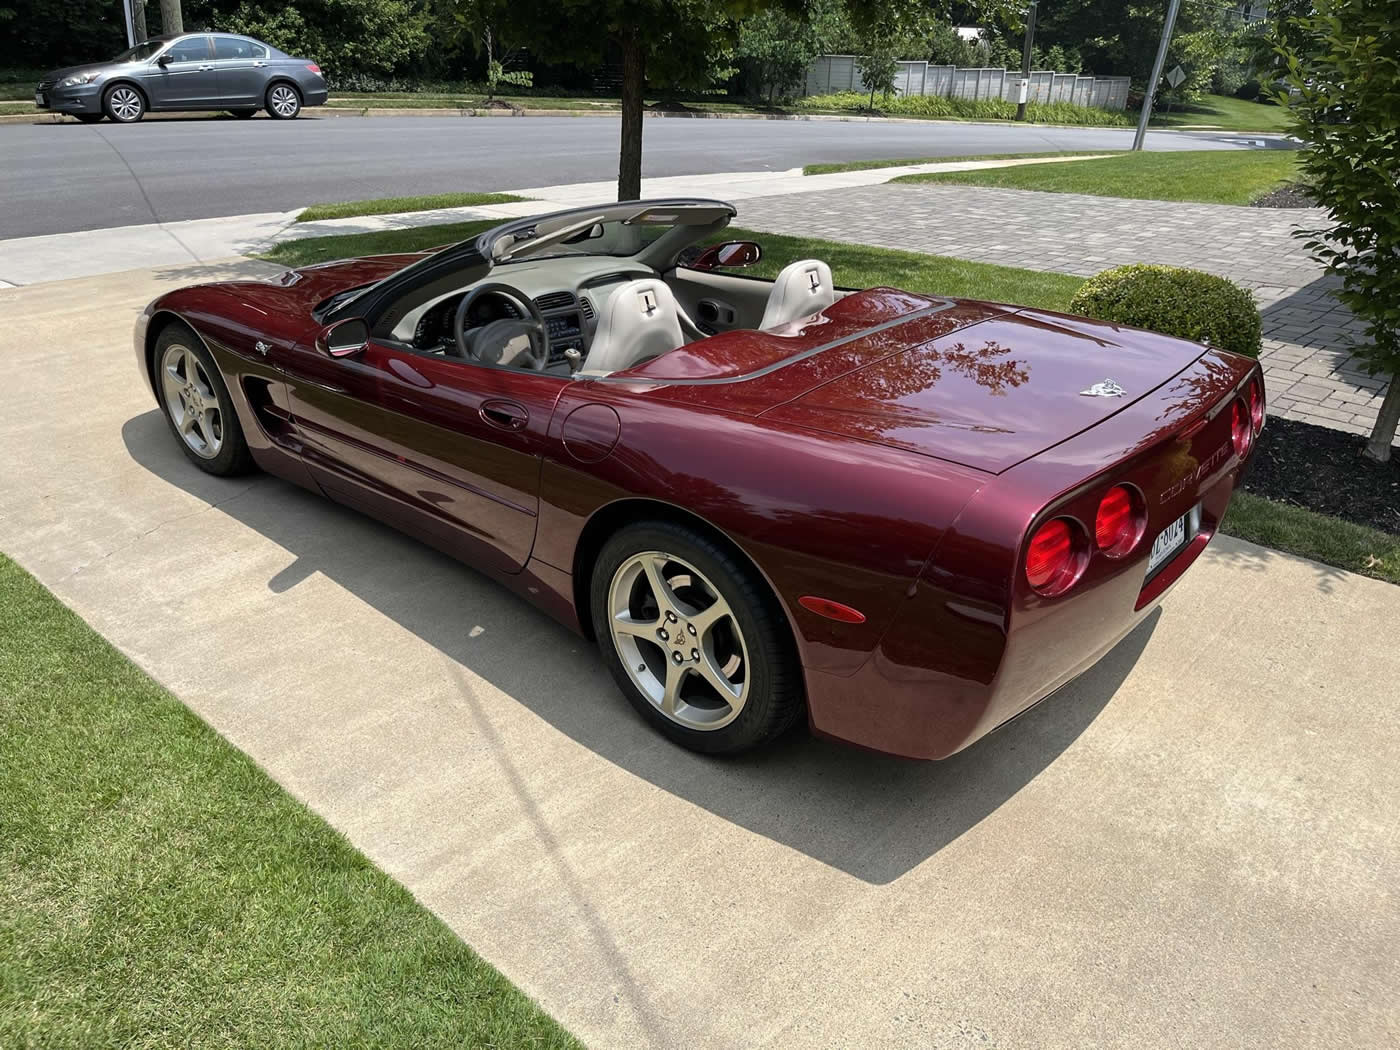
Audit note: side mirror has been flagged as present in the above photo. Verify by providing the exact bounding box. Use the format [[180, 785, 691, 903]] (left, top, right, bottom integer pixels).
[[157, 53, 172, 67], [686, 240, 763, 271], [317, 318, 369, 358]]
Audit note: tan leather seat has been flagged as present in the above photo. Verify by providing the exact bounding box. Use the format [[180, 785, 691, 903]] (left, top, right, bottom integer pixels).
[[580, 279, 686, 375], [760, 258, 835, 330]]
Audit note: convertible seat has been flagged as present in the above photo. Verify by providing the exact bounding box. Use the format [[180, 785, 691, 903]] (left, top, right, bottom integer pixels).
[[760, 258, 835, 330], [580, 279, 686, 375]]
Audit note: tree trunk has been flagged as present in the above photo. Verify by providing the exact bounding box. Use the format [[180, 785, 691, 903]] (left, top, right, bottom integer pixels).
[[133, 0, 149, 42], [159, 0, 182, 35], [1363, 374, 1400, 463], [617, 31, 644, 202]]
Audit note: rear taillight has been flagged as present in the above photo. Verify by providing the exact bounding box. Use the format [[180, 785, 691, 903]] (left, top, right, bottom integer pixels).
[[1247, 376, 1265, 434], [1026, 518, 1087, 596], [1230, 398, 1252, 458], [305, 63, 321, 74], [1095, 484, 1146, 558]]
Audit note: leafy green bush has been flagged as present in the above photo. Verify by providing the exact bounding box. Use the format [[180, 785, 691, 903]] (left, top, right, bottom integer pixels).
[[1068, 264, 1261, 358], [797, 91, 1132, 127]]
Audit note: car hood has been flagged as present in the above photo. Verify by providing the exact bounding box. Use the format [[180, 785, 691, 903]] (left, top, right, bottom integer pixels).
[[758, 305, 1211, 474], [42, 63, 111, 81]]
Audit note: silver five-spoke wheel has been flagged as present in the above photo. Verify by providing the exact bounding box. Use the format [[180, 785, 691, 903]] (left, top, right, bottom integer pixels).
[[608, 551, 750, 731], [160, 343, 223, 459], [268, 84, 300, 118]]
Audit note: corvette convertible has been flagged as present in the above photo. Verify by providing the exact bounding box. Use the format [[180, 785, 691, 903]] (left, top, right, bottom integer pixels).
[[135, 198, 1265, 759]]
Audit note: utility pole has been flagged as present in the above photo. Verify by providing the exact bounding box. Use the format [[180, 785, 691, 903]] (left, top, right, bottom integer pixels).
[[159, 0, 183, 35], [1132, 0, 1182, 150], [1014, 1, 1038, 121]]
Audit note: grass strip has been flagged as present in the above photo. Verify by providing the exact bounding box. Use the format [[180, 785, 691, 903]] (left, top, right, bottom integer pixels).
[[802, 151, 1117, 176], [1220, 490, 1400, 585], [892, 148, 1301, 206], [297, 191, 528, 223], [0, 552, 582, 1048]]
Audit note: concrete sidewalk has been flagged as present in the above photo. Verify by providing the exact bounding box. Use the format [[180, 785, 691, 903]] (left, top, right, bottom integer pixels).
[[2, 262, 1397, 1049]]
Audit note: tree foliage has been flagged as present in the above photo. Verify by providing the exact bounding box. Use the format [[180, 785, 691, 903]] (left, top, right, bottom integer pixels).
[[1273, 0, 1400, 462], [213, 0, 431, 77], [733, 0, 846, 103]]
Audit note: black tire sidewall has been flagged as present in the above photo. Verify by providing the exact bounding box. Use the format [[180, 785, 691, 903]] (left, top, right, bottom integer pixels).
[[102, 84, 144, 122], [153, 323, 254, 477], [590, 521, 802, 755], [265, 83, 300, 119]]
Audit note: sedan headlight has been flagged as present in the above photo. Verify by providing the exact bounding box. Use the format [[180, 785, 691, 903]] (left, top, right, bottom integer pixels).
[[59, 72, 100, 87]]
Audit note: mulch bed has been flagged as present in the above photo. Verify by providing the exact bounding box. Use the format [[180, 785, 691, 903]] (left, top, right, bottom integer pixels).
[[1251, 182, 1318, 209], [1242, 414, 1400, 534]]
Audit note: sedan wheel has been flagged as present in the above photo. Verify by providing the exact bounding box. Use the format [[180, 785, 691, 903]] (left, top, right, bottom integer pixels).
[[104, 85, 145, 123], [592, 522, 804, 753], [152, 321, 255, 477], [265, 84, 301, 119]]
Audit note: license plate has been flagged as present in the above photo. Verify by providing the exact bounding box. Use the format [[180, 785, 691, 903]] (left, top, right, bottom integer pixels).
[[1147, 513, 1189, 574], [34, 91, 44, 106]]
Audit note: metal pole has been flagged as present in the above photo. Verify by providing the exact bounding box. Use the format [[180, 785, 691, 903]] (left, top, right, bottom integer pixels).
[[1014, 1, 1038, 121], [1133, 0, 1182, 150], [122, 0, 136, 46]]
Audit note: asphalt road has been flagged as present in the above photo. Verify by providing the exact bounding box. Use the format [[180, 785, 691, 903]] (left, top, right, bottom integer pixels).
[[0, 114, 1289, 240]]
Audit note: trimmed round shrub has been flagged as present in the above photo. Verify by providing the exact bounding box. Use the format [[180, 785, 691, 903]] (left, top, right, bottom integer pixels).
[[1068, 264, 1262, 358]]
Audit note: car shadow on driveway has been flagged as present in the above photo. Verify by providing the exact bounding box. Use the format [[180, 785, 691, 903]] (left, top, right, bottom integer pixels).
[[123, 409, 1158, 884]]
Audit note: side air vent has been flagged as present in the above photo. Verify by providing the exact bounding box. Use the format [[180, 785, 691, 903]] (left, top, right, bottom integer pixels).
[[579, 297, 595, 320], [534, 290, 577, 312]]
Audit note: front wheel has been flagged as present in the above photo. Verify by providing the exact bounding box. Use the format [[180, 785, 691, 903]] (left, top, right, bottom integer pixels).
[[265, 83, 301, 120], [590, 521, 804, 754], [103, 84, 145, 123], [154, 322, 255, 476]]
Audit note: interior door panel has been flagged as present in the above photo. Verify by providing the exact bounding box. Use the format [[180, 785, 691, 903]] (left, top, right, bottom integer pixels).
[[667, 268, 773, 334]]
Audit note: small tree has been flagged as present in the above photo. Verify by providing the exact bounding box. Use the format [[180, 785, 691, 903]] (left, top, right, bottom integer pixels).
[[854, 9, 924, 111], [734, 0, 846, 105], [1273, 0, 1400, 462]]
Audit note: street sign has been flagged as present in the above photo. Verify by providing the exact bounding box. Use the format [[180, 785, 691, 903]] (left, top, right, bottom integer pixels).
[[1166, 64, 1186, 88]]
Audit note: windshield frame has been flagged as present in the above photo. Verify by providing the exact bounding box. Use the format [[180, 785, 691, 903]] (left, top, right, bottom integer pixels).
[[110, 39, 168, 63]]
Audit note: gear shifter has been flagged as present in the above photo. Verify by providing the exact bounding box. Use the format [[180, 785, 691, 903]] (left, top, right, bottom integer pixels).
[[563, 347, 583, 373]]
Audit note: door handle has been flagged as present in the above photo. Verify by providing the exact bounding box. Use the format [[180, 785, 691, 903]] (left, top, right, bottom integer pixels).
[[253, 61, 268, 67], [480, 400, 528, 431], [199, 64, 213, 71]]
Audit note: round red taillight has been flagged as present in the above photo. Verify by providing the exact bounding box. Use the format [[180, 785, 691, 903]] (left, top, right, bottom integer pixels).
[[1095, 484, 1145, 558], [1026, 518, 1086, 596], [1247, 377, 1265, 434], [1230, 398, 1252, 458]]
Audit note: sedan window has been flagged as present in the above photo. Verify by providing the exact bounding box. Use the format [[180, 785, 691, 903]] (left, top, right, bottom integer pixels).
[[165, 37, 211, 63], [214, 37, 261, 60]]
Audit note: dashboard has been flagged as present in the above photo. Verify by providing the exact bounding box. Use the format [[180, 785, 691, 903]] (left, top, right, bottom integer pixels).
[[396, 256, 654, 369]]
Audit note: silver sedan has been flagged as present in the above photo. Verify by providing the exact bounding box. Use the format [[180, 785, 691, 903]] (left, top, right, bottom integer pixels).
[[35, 32, 329, 124]]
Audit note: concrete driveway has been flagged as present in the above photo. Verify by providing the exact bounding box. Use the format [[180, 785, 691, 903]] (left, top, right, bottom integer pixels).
[[2, 263, 1397, 1049]]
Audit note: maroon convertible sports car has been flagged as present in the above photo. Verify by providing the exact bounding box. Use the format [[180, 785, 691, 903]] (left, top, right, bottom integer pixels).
[[135, 198, 1264, 759]]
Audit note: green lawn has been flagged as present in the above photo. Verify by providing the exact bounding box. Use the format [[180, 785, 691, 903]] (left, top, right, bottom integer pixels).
[[1221, 491, 1400, 585], [262, 220, 1087, 312], [893, 148, 1302, 206], [297, 191, 528, 223], [803, 151, 1118, 176], [0, 553, 581, 1048], [1149, 92, 1291, 132]]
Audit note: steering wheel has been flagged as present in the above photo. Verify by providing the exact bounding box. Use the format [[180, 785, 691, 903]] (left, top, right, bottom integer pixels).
[[453, 283, 550, 370]]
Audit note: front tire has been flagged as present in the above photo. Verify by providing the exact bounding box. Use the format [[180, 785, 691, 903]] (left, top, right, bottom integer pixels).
[[103, 84, 145, 123], [153, 322, 255, 476], [230, 108, 258, 119], [75, 113, 105, 124], [265, 83, 301, 119], [590, 521, 804, 754]]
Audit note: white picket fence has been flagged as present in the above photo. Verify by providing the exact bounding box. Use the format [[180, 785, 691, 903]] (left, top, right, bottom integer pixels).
[[804, 55, 1131, 111]]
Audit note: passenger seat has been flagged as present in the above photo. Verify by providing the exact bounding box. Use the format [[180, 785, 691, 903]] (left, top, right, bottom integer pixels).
[[760, 259, 835, 330]]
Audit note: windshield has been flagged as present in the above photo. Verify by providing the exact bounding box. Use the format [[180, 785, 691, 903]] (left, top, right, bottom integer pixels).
[[111, 40, 165, 62]]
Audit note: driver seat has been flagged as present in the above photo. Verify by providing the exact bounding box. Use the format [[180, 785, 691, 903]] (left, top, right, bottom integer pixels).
[[580, 279, 685, 375]]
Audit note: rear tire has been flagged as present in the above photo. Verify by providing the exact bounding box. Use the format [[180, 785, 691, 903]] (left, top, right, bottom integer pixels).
[[75, 113, 105, 124], [103, 84, 145, 123], [153, 321, 256, 477], [265, 83, 301, 119], [590, 520, 804, 754]]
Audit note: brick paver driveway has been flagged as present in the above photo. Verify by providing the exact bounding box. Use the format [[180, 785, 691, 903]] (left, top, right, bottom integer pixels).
[[740, 183, 1384, 436]]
